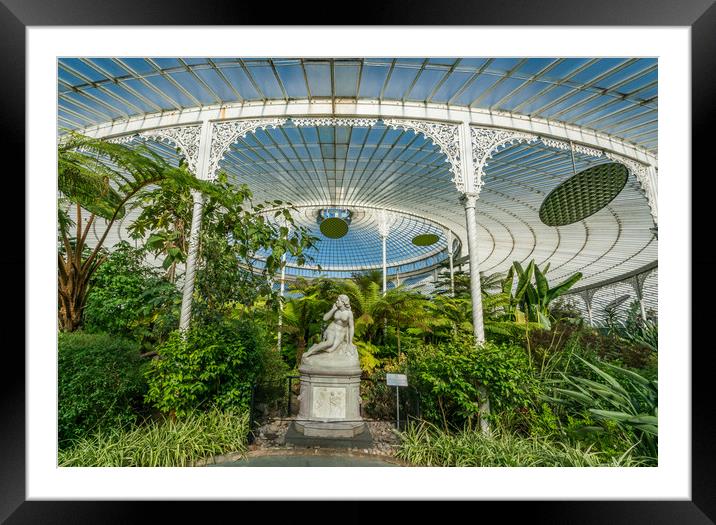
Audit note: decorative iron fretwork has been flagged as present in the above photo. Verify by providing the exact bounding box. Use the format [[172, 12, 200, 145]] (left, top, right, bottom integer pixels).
[[470, 127, 539, 195], [209, 118, 288, 181], [376, 209, 395, 238], [139, 125, 202, 174], [106, 134, 139, 145], [292, 117, 378, 128], [540, 138, 604, 159], [605, 152, 657, 225], [383, 119, 462, 184]]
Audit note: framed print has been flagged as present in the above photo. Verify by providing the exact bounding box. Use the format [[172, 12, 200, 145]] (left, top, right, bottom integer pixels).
[[6, 0, 715, 522]]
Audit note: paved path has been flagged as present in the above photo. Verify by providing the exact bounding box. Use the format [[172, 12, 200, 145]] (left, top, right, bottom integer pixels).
[[206, 454, 401, 467]]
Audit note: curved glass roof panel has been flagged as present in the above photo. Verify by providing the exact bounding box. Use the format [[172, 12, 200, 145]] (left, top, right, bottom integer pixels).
[[251, 207, 454, 278], [57, 57, 658, 152], [61, 57, 657, 294]]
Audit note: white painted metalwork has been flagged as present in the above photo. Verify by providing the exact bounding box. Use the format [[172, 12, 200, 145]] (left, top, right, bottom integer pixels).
[[178, 120, 212, 331], [139, 125, 203, 173], [376, 210, 394, 295], [59, 59, 658, 336], [77, 100, 657, 167], [446, 229, 455, 298], [383, 119, 463, 183], [179, 190, 205, 332], [469, 126, 539, 196], [208, 118, 288, 181]]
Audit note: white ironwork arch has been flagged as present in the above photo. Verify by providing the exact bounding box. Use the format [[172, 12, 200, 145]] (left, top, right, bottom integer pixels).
[[79, 100, 658, 168], [208, 118, 288, 181], [108, 124, 202, 173]]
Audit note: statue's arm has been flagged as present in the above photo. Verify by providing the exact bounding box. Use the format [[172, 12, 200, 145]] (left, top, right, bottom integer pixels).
[[323, 304, 337, 321], [348, 312, 354, 343]]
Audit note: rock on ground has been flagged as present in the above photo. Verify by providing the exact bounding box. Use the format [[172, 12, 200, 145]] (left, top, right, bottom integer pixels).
[[249, 417, 401, 456]]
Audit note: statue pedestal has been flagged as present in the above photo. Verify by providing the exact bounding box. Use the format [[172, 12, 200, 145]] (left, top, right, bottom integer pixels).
[[293, 358, 367, 439]]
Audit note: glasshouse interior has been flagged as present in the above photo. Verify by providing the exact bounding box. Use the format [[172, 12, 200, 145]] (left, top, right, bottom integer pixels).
[[57, 57, 658, 467]]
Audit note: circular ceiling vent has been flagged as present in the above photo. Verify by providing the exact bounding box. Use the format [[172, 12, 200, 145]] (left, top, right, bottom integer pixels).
[[317, 208, 352, 239], [412, 233, 440, 246], [539, 162, 629, 226]]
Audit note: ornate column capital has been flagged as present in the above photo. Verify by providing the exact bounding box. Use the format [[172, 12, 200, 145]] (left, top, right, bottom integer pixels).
[[579, 288, 597, 305], [376, 209, 394, 238], [467, 126, 539, 196], [460, 192, 479, 209], [208, 118, 288, 181]]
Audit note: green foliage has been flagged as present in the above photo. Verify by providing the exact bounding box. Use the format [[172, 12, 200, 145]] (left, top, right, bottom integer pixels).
[[406, 336, 539, 430], [58, 407, 249, 467], [58, 332, 147, 448], [144, 318, 267, 417], [360, 359, 410, 419], [83, 241, 180, 350], [57, 133, 237, 332], [607, 301, 658, 353], [546, 357, 657, 461], [503, 260, 582, 330], [129, 171, 317, 317], [549, 297, 585, 326], [395, 420, 645, 467], [355, 340, 382, 373]]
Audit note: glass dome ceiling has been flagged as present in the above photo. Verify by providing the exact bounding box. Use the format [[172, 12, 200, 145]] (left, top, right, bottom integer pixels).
[[60, 56, 657, 292], [251, 207, 456, 279], [58, 57, 658, 152]]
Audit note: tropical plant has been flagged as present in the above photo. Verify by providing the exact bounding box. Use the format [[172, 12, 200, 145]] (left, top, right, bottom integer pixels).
[[422, 292, 538, 344], [502, 260, 583, 331], [433, 269, 503, 298], [546, 356, 658, 460], [406, 336, 539, 431], [83, 241, 180, 351], [395, 420, 645, 467], [58, 332, 147, 447], [144, 317, 267, 417], [57, 133, 221, 331], [58, 407, 249, 467]]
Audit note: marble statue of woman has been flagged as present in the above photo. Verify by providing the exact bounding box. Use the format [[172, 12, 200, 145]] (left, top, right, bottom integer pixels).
[[302, 294, 355, 361]]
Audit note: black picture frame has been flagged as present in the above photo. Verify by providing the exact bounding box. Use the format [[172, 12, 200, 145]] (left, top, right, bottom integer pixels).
[[4, 0, 713, 522]]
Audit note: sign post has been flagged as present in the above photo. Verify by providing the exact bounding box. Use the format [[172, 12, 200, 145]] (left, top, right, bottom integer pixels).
[[386, 373, 408, 430]]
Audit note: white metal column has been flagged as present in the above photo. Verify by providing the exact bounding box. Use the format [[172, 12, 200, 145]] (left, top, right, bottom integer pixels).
[[179, 119, 212, 332], [459, 122, 486, 344], [631, 275, 648, 320], [447, 230, 455, 297], [377, 211, 391, 296], [580, 289, 597, 327], [277, 255, 286, 352], [462, 194, 486, 344], [382, 234, 388, 295]]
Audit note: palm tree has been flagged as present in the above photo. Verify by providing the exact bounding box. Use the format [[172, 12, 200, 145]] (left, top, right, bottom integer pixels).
[[279, 278, 335, 364], [57, 133, 216, 331]]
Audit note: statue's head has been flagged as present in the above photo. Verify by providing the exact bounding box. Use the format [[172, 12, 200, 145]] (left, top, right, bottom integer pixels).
[[337, 294, 351, 309]]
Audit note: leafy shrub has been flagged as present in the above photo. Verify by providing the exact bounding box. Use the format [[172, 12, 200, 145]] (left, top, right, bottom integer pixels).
[[395, 420, 646, 467], [360, 359, 416, 420], [405, 336, 539, 431], [58, 407, 249, 467], [546, 357, 657, 462], [58, 332, 147, 447], [144, 318, 265, 417], [83, 241, 180, 351]]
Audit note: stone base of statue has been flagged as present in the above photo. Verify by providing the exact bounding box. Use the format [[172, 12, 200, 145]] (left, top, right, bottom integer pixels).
[[291, 340, 368, 440]]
